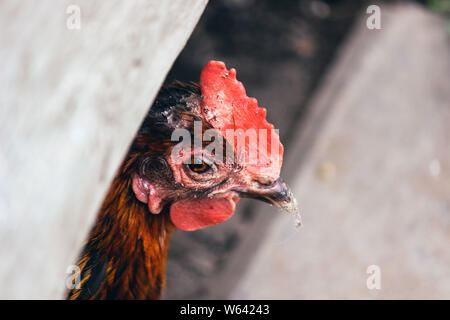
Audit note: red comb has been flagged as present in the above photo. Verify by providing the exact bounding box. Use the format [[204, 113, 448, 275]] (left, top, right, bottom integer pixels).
[[199, 60, 283, 177]]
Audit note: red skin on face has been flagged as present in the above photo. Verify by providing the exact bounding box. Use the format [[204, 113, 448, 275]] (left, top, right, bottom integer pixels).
[[132, 173, 241, 231], [133, 61, 283, 231]]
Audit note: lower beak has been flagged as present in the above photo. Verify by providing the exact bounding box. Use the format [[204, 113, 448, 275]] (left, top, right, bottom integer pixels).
[[237, 178, 298, 213]]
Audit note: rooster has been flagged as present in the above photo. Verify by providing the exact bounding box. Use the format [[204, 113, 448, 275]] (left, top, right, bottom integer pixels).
[[67, 61, 297, 300]]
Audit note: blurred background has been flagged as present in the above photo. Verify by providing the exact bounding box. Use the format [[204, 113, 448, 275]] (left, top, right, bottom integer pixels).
[[164, 0, 450, 299]]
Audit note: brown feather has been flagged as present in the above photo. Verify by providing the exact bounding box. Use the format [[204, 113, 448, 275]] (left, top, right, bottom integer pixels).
[[66, 82, 200, 300]]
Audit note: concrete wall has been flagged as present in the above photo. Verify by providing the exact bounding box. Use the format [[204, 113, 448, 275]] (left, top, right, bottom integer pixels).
[[0, 0, 207, 299]]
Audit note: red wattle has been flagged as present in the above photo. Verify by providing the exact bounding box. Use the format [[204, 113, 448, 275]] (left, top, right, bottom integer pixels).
[[170, 196, 239, 231]]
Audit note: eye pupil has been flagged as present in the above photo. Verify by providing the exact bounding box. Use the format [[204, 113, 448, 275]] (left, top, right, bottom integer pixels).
[[188, 160, 210, 173]]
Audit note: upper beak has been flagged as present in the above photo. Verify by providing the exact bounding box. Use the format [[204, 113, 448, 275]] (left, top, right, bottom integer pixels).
[[236, 178, 298, 213]]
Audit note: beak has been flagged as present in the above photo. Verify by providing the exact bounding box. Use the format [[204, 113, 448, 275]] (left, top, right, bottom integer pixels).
[[236, 178, 298, 213]]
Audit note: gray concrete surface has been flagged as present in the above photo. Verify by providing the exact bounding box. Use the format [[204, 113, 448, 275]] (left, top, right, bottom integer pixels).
[[0, 0, 207, 299], [230, 3, 450, 299]]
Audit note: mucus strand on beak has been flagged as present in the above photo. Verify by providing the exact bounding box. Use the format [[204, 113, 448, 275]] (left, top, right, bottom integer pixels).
[[235, 177, 301, 228]]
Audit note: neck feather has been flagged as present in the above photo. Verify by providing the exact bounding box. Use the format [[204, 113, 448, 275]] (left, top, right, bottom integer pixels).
[[67, 173, 175, 300]]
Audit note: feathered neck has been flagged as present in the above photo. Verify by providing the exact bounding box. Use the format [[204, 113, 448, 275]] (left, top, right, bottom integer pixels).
[[67, 171, 175, 300], [67, 81, 201, 300]]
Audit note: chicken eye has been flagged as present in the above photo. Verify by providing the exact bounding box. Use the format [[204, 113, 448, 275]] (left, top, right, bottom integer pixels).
[[188, 160, 211, 174]]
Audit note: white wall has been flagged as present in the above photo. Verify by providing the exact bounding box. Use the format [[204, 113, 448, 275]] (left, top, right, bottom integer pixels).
[[0, 0, 207, 299]]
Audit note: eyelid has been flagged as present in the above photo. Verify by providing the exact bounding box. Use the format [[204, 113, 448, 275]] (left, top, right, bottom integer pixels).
[[188, 154, 217, 175]]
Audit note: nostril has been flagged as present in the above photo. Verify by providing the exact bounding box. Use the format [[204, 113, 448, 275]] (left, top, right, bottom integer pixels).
[[254, 176, 275, 187]]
